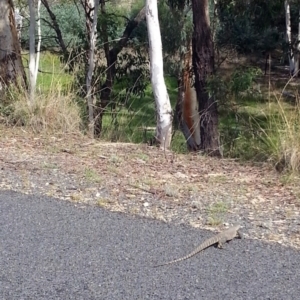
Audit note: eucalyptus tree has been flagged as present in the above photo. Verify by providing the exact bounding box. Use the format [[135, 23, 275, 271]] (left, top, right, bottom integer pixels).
[[28, 0, 42, 102], [191, 0, 220, 155], [167, 0, 220, 155], [284, 0, 300, 75], [84, 0, 100, 138], [0, 0, 27, 100], [156, 1, 200, 150], [146, 0, 173, 148]]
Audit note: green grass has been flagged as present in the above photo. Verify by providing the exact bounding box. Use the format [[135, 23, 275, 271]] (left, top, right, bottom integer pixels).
[[84, 168, 101, 183], [100, 76, 182, 147], [219, 86, 300, 172], [23, 51, 74, 92]]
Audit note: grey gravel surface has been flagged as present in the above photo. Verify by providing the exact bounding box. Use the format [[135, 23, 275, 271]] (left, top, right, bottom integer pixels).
[[0, 190, 300, 300]]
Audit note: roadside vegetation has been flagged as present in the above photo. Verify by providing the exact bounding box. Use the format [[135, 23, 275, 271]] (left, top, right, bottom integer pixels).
[[1, 0, 300, 174]]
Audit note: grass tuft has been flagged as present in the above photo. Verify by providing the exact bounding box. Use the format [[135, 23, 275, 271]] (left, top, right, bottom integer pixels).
[[8, 87, 82, 135], [260, 92, 300, 173]]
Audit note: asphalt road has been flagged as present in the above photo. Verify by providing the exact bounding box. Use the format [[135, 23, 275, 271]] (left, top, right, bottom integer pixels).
[[1, 190, 300, 299]]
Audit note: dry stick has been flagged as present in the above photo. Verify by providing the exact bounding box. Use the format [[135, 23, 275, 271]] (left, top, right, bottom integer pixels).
[[127, 183, 157, 195]]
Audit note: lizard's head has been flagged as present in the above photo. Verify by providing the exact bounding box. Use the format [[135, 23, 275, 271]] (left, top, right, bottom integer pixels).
[[232, 223, 242, 238]]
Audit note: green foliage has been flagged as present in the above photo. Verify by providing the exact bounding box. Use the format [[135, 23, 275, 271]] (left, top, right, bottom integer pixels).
[[130, 0, 193, 78], [221, 94, 300, 172], [20, 2, 127, 51], [129, 6, 147, 45], [166, 0, 187, 11], [220, 109, 270, 161], [70, 2, 146, 99], [207, 67, 266, 160], [66, 2, 155, 133], [99, 76, 178, 145], [97, 4, 128, 46], [21, 3, 85, 50], [258, 98, 300, 173], [216, 0, 281, 54], [159, 1, 193, 77], [130, 0, 192, 51], [159, 1, 193, 56], [114, 48, 150, 102], [207, 67, 262, 109], [229, 67, 262, 96]]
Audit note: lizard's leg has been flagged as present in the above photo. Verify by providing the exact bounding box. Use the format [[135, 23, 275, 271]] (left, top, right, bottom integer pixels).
[[237, 231, 243, 239]]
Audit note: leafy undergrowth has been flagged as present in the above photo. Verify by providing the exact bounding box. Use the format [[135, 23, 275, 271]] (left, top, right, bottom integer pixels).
[[218, 62, 300, 173]]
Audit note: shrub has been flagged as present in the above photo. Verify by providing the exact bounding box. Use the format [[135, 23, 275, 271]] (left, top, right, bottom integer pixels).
[[9, 88, 82, 135]]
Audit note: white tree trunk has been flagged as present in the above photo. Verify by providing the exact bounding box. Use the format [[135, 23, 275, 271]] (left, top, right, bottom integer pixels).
[[285, 0, 295, 75], [294, 7, 300, 75], [85, 0, 99, 138], [35, 0, 41, 81], [212, 0, 219, 42], [14, 8, 23, 41], [28, 0, 36, 101], [146, 0, 173, 149], [0, 0, 27, 97]]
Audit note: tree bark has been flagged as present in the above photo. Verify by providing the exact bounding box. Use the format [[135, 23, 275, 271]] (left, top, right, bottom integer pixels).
[[28, 0, 36, 102], [191, 0, 220, 156], [85, 0, 100, 138], [294, 7, 300, 76], [175, 76, 198, 151], [0, 0, 27, 100], [285, 0, 295, 75], [175, 45, 199, 151], [35, 0, 41, 79]]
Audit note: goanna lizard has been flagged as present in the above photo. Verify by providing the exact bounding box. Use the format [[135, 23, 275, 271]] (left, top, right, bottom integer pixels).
[[154, 224, 241, 267]]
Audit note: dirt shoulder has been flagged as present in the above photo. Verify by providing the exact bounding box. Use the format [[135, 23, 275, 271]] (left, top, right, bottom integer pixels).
[[1, 125, 299, 249]]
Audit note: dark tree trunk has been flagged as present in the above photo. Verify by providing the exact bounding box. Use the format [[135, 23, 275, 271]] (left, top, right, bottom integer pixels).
[[41, 0, 68, 57], [93, 5, 146, 136], [191, 0, 220, 156], [175, 75, 198, 151], [174, 46, 198, 151]]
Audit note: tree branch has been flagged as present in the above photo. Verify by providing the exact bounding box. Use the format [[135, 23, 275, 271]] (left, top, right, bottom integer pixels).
[[41, 0, 68, 55]]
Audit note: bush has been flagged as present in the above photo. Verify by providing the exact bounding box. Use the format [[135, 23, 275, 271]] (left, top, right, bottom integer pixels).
[[21, 3, 85, 50], [216, 1, 281, 54]]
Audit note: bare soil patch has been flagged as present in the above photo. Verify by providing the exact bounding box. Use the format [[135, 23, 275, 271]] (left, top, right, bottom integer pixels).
[[1, 125, 299, 249]]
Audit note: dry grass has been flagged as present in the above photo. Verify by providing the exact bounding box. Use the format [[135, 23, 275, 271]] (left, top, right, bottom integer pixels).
[[272, 102, 300, 173], [7, 87, 82, 135], [259, 81, 300, 173]]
